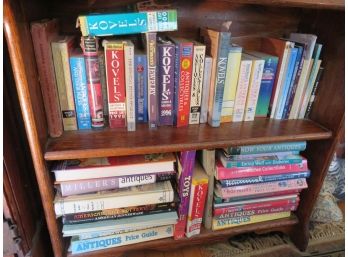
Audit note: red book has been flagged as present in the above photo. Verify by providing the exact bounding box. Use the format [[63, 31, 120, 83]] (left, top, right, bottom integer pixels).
[[30, 19, 63, 137], [103, 40, 126, 128], [80, 36, 104, 128]]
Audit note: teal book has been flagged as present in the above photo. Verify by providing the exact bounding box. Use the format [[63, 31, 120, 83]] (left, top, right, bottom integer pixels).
[[224, 141, 307, 155]]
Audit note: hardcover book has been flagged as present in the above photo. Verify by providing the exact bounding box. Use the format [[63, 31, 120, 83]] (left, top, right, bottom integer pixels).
[[103, 39, 127, 128], [221, 44, 242, 122], [80, 36, 105, 128], [174, 150, 196, 239], [200, 28, 231, 127], [51, 35, 78, 130], [69, 49, 92, 130], [54, 180, 175, 216], [97, 50, 109, 119], [200, 56, 213, 123], [52, 152, 176, 182], [146, 32, 158, 128], [157, 37, 175, 126], [134, 49, 148, 122], [189, 42, 206, 124], [170, 37, 194, 127], [30, 19, 63, 137], [186, 161, 209, 237], [77, 10, 178, 37]]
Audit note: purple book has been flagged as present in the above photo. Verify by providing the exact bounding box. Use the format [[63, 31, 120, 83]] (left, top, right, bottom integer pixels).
[[57, 171, 176, 196], [174, 150, 196, 239], [157, 37, 175, 126]]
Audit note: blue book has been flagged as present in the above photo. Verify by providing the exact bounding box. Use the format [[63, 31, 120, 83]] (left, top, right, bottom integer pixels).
[[282, 45, 304, 119], [134, 49, 148, 123], [69, 51, 92, 130], [248, 51, 279, 118], [219, 171, 311, 187], [78, 10, 178, 36], [274, 46, 298, 119]]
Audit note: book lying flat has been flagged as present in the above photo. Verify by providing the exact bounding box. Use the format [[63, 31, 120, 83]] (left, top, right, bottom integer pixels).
[[54, 180, 174, 216], [52, 152, 176, 182]]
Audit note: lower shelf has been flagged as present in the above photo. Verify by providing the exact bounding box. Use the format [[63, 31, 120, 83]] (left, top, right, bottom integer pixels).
[[67, 215, 298, 257]]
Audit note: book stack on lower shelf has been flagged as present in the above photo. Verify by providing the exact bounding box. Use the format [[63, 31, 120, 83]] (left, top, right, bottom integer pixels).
[[52, 153, 180, 254], [211, 142, 310, 231]]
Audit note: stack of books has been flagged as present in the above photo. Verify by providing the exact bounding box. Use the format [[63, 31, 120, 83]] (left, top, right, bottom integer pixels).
[[52, 153, 180, 254], [30, 5, 325, 138], [211, 142, 310, 230]]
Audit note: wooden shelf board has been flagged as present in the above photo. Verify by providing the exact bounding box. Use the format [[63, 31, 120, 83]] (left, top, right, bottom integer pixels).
[[66, 215, 298, 257], [45, 119, 331, 160]]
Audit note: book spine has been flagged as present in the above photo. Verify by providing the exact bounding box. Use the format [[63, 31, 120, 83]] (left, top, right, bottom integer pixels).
[[216, 160, 308, 180], [304, 67, 324, 118], [175, 42, 193, 127], [212, 211, 290, 230], [174, 150, 196, 239], [63, 202, 177, 224], [78, 10, 178, 37], [214, 198, 299, 215], [59, 171, 176, 196], [243, 59, 265, 121], [221, 156, 303, 168], [219, 171, 310, 187], [71, 225, 174, 254], [124, 42, 136, 131], [146, 32, 158, 128], [157, 43, 175, 125], [232, 60, 252, 122], [226, 141, 307, 155], [104, 42, 126, 128], [81, 36, 105, 128], [200, 56, 212, 123], [69, 56, 92, 129], [30, 21, 63, 137], [219, 178, 307, 198], [189, 44, 206, 124], [208, 32, 230, 127], [221, 48, 242, 123], [274, 47, 298, 120], [215, 204, 297, 219], [52, 40, 78, 130], [186, 178, 208, 237], [255, 56, 278, 117], [54, 184, 173, 215], [134, 53, 148, 122], [281, 47, 303, 119], [269, 42, 291, 118], [98, 51, 109, 120]]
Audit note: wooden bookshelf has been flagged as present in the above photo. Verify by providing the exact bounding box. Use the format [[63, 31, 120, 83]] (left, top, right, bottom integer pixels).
[[4, 0, 344, 257]]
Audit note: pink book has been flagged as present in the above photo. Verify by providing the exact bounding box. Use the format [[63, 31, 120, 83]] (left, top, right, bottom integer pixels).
[[215, 159, 308, 180], [216, 178, 307, 198]]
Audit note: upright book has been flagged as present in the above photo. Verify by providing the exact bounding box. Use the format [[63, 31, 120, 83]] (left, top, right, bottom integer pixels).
[[30, 19, 63, 137], [200, 56, 213, 123], [51, 36, 78, 130], [134, 49, 148, 123]]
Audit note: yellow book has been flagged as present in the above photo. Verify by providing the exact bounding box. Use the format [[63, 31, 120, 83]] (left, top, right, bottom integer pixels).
[[221, 45, 242, 123], [212, 211, 291, 230]]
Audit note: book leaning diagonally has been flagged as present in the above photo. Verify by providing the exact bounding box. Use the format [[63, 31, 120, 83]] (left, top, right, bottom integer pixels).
[[54, 180, 174, 216]]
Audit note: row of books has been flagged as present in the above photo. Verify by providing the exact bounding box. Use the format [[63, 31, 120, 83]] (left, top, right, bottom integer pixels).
[[30, 9, 324, 138], [51, 141, 309, 254]]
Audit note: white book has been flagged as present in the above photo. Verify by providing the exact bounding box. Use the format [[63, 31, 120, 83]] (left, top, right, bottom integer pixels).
[[232, 55, 252, 122], [200, 56, 213, 123], [288, 33, 317, 119], [54, 180, 174, 216], [243, 54, 265, 121], [63, 211, 177, 236], [270, 41, 293, 119], [70, 225, 174, 254], [189, 42, 206, 124], [123, 40, 136, 131]]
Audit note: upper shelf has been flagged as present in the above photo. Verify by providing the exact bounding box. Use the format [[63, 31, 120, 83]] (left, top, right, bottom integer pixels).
[[44, 118, 331, 160]]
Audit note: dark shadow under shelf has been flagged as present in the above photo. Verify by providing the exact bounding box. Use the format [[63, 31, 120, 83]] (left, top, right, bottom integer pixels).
[[45, 118, 332, 161]]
